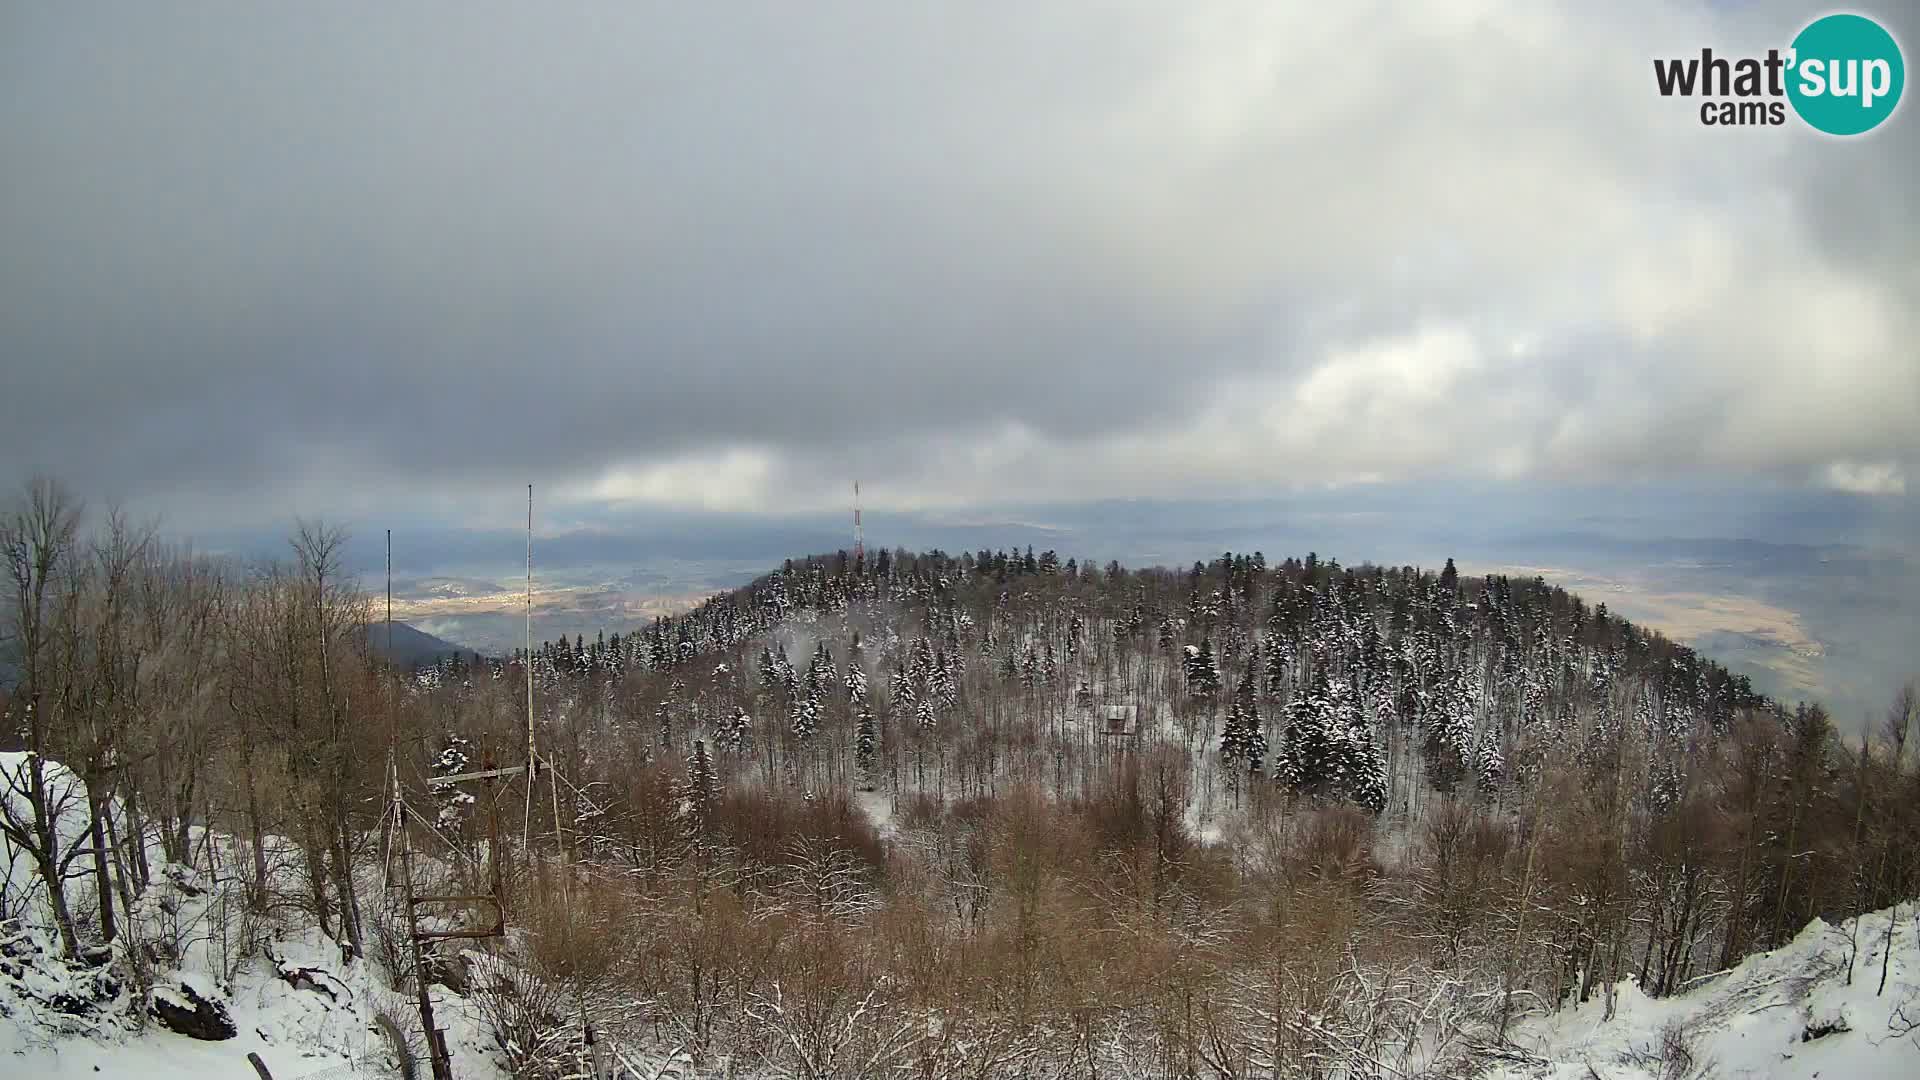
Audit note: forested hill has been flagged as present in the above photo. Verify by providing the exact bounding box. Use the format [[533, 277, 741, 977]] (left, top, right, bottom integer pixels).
[[478, 546, 1779, 807], [400, 544, 1915, 1012], [527, 547, 1771, 706]]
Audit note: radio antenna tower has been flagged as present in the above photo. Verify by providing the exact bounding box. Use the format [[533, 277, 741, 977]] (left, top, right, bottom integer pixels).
[[852, 480, 865, 563]]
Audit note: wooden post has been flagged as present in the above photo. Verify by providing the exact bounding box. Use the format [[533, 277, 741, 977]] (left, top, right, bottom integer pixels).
[[488, 763, 504, 916]]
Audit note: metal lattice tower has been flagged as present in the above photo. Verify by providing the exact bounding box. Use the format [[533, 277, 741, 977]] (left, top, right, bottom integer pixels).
[[853, 480, 864, 563]]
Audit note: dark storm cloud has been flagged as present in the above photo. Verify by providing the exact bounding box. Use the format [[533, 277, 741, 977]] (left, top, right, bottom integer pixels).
[[1, 4, 1243, 505], [2, 2, 1915, 523]]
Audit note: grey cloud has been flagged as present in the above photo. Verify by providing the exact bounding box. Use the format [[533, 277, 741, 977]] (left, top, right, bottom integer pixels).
[[1, 2, 1914, 524]]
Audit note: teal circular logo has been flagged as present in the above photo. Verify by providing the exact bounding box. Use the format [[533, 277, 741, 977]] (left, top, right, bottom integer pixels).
[[1787, 14, 1905, 135]]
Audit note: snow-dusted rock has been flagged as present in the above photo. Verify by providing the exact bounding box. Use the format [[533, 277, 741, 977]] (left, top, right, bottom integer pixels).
[[148, 975, 235, 1041]]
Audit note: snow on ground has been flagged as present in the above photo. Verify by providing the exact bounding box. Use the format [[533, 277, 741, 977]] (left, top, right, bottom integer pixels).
[[855, 789, 897, 839], [10, 747, 1920, 1079], [2, 749, 506, 1079], [1490, 902, 1920, 1080], [3, 894, 507, 1079], [2, 751, 96, 918]]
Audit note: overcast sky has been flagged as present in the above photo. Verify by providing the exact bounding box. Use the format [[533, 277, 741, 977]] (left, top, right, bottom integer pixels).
[[2, 1, 1915, 534]]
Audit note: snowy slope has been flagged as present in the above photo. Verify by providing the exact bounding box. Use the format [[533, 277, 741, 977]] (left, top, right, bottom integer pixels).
[[2, 900, 508, 1080], [9, 743, 1919, 1079], [2, 751, 96, 921], [2, 749, 506, 1079], [1491, 903, 1920, 1080]]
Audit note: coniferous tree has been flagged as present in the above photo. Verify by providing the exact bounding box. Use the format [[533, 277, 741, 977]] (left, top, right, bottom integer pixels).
[[1221, 675, 1267, 797], [1263, 636, 1292, 698], [1423, 666, 1480, 793], [1184, 639, 1221, 696], [933, 651, 960, 710], [854, 701, 877, 789], [659, 677, 685, 750], [1276, 673, 1336, 796], [1276, 674, 1385, 810], [718, 705, 752, 757], [790, 677, 820, 740], [429, 735, 478, 832], [890, 664, 915, 713], [683, 740, 719, 835], [845, 633, 869, 706], [1342, 691, 1390, 812], [807, 641, 835, 700]]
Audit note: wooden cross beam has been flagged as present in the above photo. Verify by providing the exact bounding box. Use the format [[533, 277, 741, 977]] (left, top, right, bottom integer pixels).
[[429, 764, 528, 785]]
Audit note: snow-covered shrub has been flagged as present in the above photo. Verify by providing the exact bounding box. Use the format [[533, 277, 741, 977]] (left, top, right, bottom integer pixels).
[[466, 948, 583, 1080], [1621, 1016, 1718, 1080]]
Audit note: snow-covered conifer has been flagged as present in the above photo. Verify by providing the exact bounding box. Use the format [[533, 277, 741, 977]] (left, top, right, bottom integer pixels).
[[718, 705, 752, 757], [854, 702, 877, 789], [683, 740, 719, 831], [429, 735, 478, 832], [845, 634, 869, 706], [1184, 639, 1221, 696], [1221, 675, 1266, 778]]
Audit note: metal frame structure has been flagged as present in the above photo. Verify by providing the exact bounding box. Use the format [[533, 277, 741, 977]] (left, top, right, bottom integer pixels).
[[377, 487, 600, 1080]]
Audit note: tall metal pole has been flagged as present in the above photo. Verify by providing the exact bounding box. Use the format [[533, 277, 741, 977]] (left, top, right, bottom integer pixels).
[[523, 485, 537, 889], [523, 482, 600, 1078], [526, 484, 535, 773], [381, 528, 398, 896], [398, 765, 455, 1080]]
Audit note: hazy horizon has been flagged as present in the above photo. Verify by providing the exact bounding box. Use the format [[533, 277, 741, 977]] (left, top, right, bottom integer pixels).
[[5, 3, 1915, 722], [137, 482, 1904, 730]]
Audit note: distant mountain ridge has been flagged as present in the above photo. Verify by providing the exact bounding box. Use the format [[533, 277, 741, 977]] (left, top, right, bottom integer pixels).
[[365, 621, 475, 668]]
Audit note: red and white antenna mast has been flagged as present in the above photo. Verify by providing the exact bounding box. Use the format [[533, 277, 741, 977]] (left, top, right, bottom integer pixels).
[[853, 480, 865, 563]]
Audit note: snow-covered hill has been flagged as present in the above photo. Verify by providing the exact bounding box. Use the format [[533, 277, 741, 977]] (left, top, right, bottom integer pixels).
[[1490, 903, 1920, 1080]]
